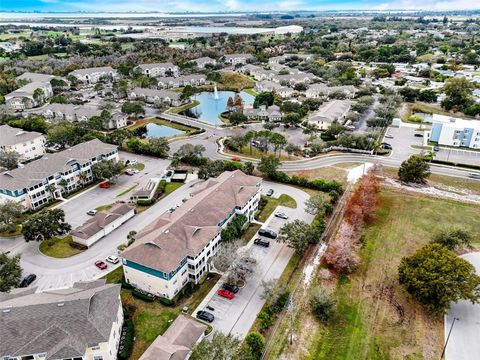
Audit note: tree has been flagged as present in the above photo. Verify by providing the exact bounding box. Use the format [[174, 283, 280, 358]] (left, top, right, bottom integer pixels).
[[212, 240, 242, 272], [121, 101, 145, 118], [305, 194, 326, 216], [22, 209, 71, 242], [399, 244, 480, 314], [398, 155, 430, 183], [310, 285, 337, 321], [442, 77, 473, 110], [175, 143, 206, 158], [0, 201, 24, 232], [190, 332, 242, 360], [257, 155, 280, 178], [229, 112, 247, 125], [431, 228, 473, 251], [243, 161, 255, 175], [229, 251, 256, 284], [284, 143, 300, 157], [283, 113, 302, 127], [0, 252, 22, 292], [270, 132, 287, 156], [253, 92, 274, 108], [91, 159, 124, 183], [244, 332, 265, 360], [278, 220, 320, 255], [180, 85, 196, 101], [33, 88, 45, 104], [0, 150, 20, 170], [47, 122, 78, 149], [147, 137, 170, 158], [260, 278, 289, 310]]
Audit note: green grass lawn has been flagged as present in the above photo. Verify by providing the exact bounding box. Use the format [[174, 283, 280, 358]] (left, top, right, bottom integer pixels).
[[256, 194, 297, 222], [95, 203, 114, 212], [164, 182, 183, 196], [104, 267, 220, 359], [39, 235, 84, 258], [0, 224, 22, 238], [226, 145, 293, 161], [306, 189, 480, 360], [167, 100, 200, 115], [240, 223, 262, 245]]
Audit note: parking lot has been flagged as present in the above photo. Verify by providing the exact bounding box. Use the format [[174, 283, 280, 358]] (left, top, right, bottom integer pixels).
[[383, 125, 424, 161], [435, 147, 480, 167], [193, 182, 313, 339]]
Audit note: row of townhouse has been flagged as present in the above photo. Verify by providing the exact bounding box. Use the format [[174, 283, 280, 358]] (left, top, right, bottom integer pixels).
[[244, 105, 283, 122], [69, 66, 117, 85], [428, 114, 480, 149], [305, 83, 357, 99], [128, 87, 183, 107], [223, 53, 254, 66], [193, 56, 217, 69], [34, 103, 128, 130], [135, 62, 180, 78], [5, 72, 57, 111], [255, 80, 294, 98], [0, 280, 123, 360], [268, 53, 314, 65], [155, 74, 208, 89], [308, 100, 352, 130], [0, 139, 118, 210], [0, 125, 46, 163], [121, 170, 262, 300]]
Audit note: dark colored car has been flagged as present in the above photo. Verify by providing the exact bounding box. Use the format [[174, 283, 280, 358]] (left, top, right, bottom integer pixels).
[[20, 274, 37, 288], [196, 310, 215, 323], [254, 238, 270, 247], [414, 133, 424, 137], [433, 146, 440, 152], [266, 189, 274, 196], [223, 283, 239, 293], [258, 228, 277, 239]]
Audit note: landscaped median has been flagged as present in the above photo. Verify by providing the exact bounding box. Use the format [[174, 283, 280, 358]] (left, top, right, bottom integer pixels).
[[104, 267, 220, 359], [38, 235, 85, 258]]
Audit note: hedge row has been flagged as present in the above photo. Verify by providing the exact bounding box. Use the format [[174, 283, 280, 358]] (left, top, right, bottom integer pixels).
[[270, 171, 344, 194], [118, 319, 134, 360]]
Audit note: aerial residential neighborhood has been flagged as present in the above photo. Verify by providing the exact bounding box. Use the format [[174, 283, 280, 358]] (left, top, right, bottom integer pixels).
[[1, 4, 480, 360]]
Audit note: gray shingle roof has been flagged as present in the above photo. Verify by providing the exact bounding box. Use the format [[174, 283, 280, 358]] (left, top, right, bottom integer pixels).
[[0, 125, 44, 146], [0, 138, 117, 191], [0, 280, 121, 360]]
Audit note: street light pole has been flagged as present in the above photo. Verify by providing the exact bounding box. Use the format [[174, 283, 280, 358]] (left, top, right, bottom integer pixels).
[[440, 316, 459, 359]]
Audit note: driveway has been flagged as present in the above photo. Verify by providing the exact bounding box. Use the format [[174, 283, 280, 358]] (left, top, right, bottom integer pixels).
[[193, 182, 313, 340], [57, 152, 169, 227], [15, 180, 199, 292], [445, 252, 480, 360]]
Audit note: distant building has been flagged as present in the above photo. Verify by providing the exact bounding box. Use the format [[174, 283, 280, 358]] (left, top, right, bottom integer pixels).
[[69, 66, 117, 85], [72, 203, 135, 247], [308, 100, 352, 130], [0, 139, 118, 210], [135, 62, 180, 78], [0, 41, 20, 53], [121, 170, 261, 300], [5, 81, 53, 110], [0, 125, 46, 162], [129, 87, 182, 106], [306, 84, 357, 99], [193, 56, 217, 69], [0, 280, 123, 360], [429, 114, 480, 149], [223, 53, 254, 66], [244, 105, 283, 122], [139, 314, 206, 360]]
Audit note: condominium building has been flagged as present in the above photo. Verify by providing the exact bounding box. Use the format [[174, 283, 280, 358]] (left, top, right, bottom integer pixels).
[[69, 66, 117, 85], [429, 114, 480, 149], [121, 170, 261, 300], [0, 139, 118, 210], [0, 125, 46, 162], [135, 62, 179, 78], [0, 280, 123, 360]]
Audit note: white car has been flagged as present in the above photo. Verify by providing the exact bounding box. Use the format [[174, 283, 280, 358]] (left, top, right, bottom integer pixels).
[[87, 210, 97, 216], [132, 169, 139, 174], [275, 212, 289, 220], [106, 255, 119, 264]]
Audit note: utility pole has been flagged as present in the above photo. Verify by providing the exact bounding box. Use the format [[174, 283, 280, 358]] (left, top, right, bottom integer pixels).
[[440, 317, 459, 359]]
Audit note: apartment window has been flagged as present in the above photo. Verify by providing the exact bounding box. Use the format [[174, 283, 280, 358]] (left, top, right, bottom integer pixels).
[[93, 356, 103, 360]]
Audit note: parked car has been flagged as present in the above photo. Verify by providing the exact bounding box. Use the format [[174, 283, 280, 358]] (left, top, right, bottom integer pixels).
[[433, 146, 440, 152], [231, 156, 241, 162], [384, 134, 394, 139], [106, 255, 119, 264], [266, 189, 274, 196], [125, 159, 138, 165], [275, 212, 288, 219], [223, 283, 239, 293], [254, 238, 270, 247], [125, 170, 134, 176], [468, 173, 480, 179], [380, 143, 392, 150], [95, 260, 107, 270], [218, 289, 235, 299], [20, 274, 37, 288], [258, 228, 277, 239], [99, 182, 110, 189], [196, 310, 215, 323], [414, 133, 424, 137], [132, 169, 139, 174], [87, 209, 97, 216]]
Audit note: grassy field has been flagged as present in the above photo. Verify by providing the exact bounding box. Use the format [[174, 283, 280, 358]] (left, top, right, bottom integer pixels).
[[256, 194, 297, 222], [225, 145, 294, 161], [105, 267, 220, 359], [39, 235, 84, 258], [240, 223, 262, 245], [398, 102, 474, 120], [217, 71, 256, 91], [303, 189, 480, 360], [382, 166, 480, 194], [287, 163, 361, 185]]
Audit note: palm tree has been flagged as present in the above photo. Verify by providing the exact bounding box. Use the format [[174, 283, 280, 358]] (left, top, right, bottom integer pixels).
[[78, 171, 87, 188], [58, 179, 68, 194], [45, 183, 57, 200]]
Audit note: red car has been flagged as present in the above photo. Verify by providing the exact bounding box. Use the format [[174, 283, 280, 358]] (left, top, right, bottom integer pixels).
[[125, 170, 134, 176], [218, 289, 235, 299], [95, 260, 107, 270], [99, 182, 110, 189], [231, 157, 241, 162]]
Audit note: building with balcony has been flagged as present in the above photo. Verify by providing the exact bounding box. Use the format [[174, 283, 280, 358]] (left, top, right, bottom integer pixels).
[[0, 125, 46, 162], [121, 170, 261, 300]]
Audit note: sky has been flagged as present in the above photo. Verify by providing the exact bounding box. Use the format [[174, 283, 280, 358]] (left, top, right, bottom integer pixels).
[[1, 0, 480, 12]]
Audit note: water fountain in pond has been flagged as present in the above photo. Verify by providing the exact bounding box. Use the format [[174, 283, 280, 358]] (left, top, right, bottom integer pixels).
[[213, 84, 219, 100]]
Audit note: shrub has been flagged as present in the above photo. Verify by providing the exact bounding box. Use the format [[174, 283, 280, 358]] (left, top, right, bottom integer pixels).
[[118, 319, 134, 359], [159, 297, 175, 306], [257, 308, 274, 331], [270, 171, 344, 194], [310, 286, 337, 322], [244, 332, 265, 360], [132, 289, 156, 302], [137, 198, 156, 206]]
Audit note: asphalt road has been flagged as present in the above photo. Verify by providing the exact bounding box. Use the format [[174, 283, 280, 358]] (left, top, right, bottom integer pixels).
[[193, 181, 314, 340], [445, 252, 480, 360]]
